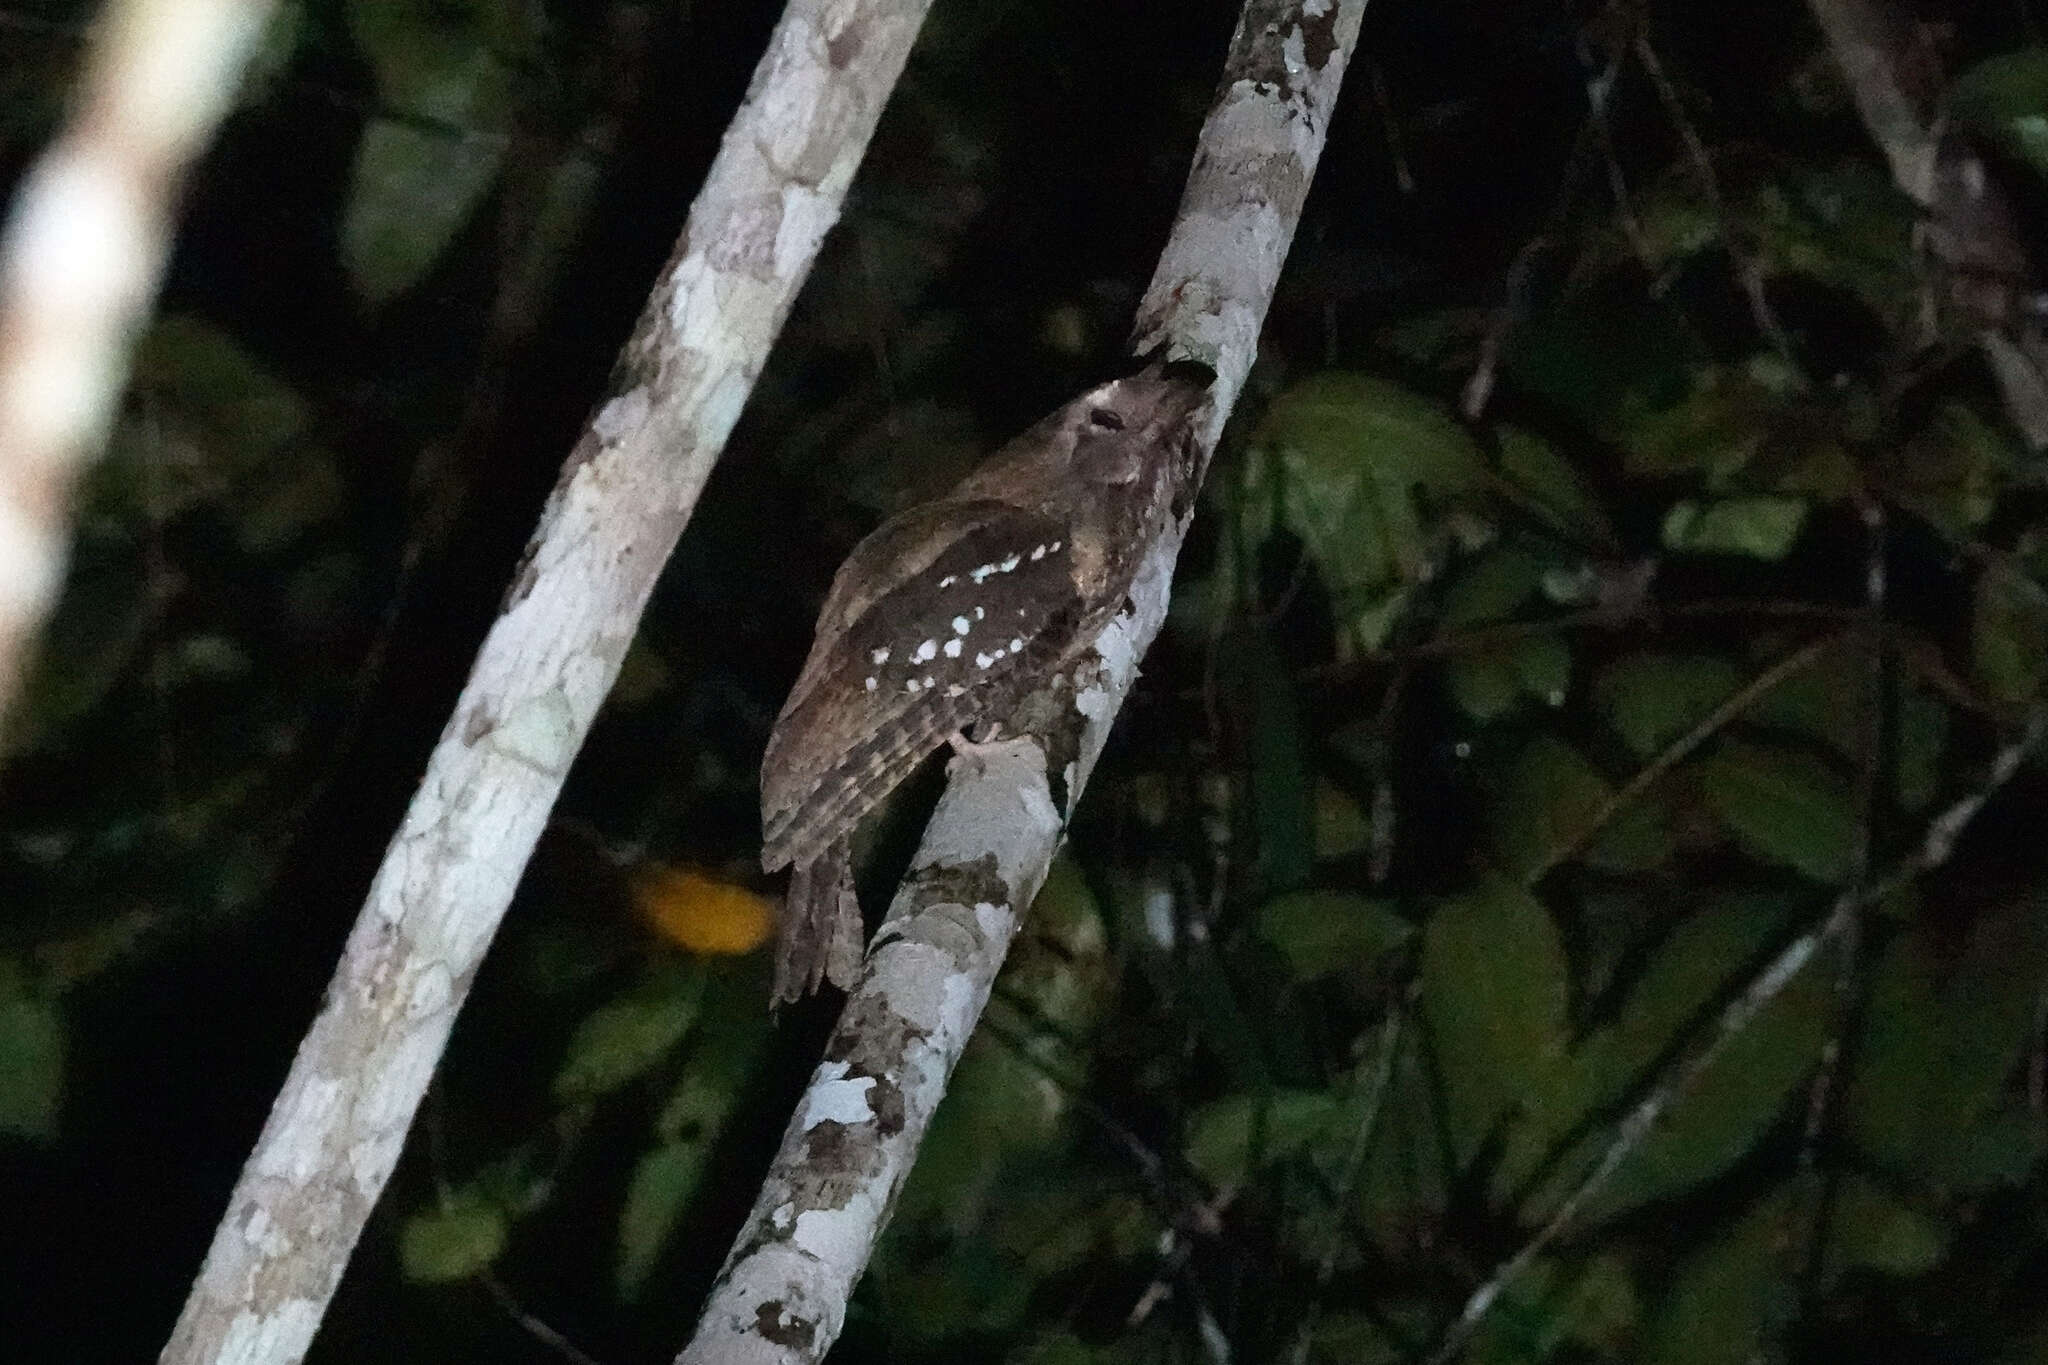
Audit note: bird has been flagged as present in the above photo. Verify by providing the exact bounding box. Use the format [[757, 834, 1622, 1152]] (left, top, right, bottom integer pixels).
[[759, 363, 1212, 1003]]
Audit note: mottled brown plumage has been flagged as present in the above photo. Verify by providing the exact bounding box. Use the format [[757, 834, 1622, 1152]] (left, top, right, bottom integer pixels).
[[760, 366, 1210, 1002]]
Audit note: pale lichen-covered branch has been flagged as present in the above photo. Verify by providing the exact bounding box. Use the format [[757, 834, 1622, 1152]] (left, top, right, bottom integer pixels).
[[674, 4, 1369, 1362], [159, 2, 936, 1361], [0, 0, 276, 735]]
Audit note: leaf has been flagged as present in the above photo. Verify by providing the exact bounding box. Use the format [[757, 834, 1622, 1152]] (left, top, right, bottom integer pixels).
[[1846, 892, 2048, 1186], [1300, 1314, 1404, 1365], [125, 316, 308, 476], [617, 1142, 707, 1298], [1446, 633, 1573, 723], [399, 1194, 507, 1283], [1695, 739, 1858, 883], [1751, 163, 1918, 323], [630, 864, 774, 957], [1623, 371, 1775, 480], [1594, 652, 1747, 759], [1824, 1174, 1948, 1278], [1575, 937, 1831, 1221], [238, 2, 305, 107], [615, 977, 769, 1297], [1881, 402, 2014, 536], [552, 964, 704, 1103], [342, 0, 518, 303], [343, 117, 507, 306], [1497, 427, 1617, 546], [1894, 682, 1950, 811], [1493, 893, 1794, 1207], [0, 962, 63, 1141], [1649, 1175, 1944, 1365], [1932, 1101, 2046, 1190], [1747, 637, 1864, 757], [1630, 162, 1916, 331], [1465, 1254, 1641, 1364], [1241, 633, 1314, 893], [1007, 851, 1114, 1029], [1661, 497, 1808, 560], [992, 1177, 1150, 1280], [1952, 49, 2048, 179], [1313, 782, 1375, 859], [1184, 1089, 1345, 1187], [1257, 891, 1413, 979], [1421, 877, 1569, 1163], [1511, 632, 1573, 709], [1355, 1037, 1452, 1256], [877, 1238, 1034, 1345], [1243, 373, 1488, 648], [1646, 1188, 1791, 1365], [1446, 649, 1521, 722], [1557, 1253, 1643, 1355], [1490, 735, 1668, 880], [1257, 373, 1489, 500], [1442, 547, 1545, 625], [100, 317, 337, 552], [6, 554, 153, 755], [1972, 568, 2048, 705]]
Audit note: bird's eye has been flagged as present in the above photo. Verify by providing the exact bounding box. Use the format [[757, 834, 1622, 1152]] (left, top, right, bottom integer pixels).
[[1087, 407, 1125, 431]]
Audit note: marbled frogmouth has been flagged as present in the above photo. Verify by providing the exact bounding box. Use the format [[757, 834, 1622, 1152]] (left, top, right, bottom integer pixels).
[[759, 364, 1211, 1003]]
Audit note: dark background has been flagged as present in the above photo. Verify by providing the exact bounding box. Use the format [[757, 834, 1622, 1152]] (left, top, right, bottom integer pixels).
[[3, 1, 2047, 1361]]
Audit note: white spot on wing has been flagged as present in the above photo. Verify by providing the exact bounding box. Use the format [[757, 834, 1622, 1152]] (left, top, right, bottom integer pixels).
[[974, 652, 994, 669], [870, 647, 889, 665], [1049, 540, 1061, 552], [905, 678, 922, 693], [946, 684, 966, 696], [1009, 638, 1024, 653], [938, 575, 956, 588], [1030, 544, 1046, 560], [973, 606, 985, 620], [1000, 553, 1020, 572], [864, 676, 877, 691], [943, 638, 962, 658], [952, 616, 971, 635], [912, 639, 938, 663]]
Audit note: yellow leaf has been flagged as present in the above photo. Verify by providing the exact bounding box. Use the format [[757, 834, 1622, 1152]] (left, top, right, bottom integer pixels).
[[631, 864, 773, 957]]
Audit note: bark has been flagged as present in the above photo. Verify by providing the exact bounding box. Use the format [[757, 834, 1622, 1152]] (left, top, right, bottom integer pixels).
[[673, 3, 1369, 1362], [158, 2, 935, 1361], [0, 0, 276, 738]]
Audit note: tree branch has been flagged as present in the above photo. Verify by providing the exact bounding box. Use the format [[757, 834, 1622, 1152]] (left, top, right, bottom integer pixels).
[[1806, 0, 2048, 444], [158, 2, 936, 1360], [0, 0, 277, 736], [674, 3, 1368, 1361]]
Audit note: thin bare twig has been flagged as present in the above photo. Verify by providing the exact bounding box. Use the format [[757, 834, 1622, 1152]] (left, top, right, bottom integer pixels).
[[479, 1270, 606, 1365]]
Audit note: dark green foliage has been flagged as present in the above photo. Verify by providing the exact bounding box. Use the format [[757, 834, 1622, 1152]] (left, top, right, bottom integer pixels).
[[6, 2, 2048, 1363]]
